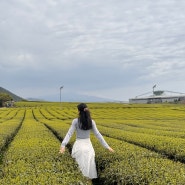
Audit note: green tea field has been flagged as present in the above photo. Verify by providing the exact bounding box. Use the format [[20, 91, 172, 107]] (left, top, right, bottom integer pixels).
[[1, 102, 185, 184]]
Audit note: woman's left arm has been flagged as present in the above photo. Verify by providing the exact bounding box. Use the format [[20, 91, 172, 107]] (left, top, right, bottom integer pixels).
[[59, 119, 76, 153]]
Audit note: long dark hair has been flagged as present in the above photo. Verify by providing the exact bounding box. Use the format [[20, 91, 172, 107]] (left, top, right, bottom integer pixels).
[[77, 103, 92, 130]]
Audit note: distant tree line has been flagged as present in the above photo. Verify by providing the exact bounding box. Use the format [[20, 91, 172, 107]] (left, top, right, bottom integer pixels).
[[0, 93, 13, 107]]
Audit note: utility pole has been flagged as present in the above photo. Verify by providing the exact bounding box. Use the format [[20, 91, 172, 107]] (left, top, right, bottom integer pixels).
[[60, 86, 63, 109], [153, 84, 156, 95]]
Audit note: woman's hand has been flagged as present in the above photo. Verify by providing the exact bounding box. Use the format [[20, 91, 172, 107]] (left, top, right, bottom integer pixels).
[[108, 147, 114, 152], [59, 147, 65, 154]]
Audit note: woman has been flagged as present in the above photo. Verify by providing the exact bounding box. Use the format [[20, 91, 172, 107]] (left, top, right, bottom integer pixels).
[[59, 103, 114, 180]]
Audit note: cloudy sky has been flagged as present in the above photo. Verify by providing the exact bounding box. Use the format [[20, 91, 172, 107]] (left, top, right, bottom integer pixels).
[[1, 0, 185, 102]]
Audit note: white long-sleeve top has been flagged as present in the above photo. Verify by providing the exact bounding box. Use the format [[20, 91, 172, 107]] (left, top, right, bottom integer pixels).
[[61, 118, 109, 149]]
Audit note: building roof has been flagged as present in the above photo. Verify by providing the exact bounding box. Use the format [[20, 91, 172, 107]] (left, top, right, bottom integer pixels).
[[130, 90, 185, 101]]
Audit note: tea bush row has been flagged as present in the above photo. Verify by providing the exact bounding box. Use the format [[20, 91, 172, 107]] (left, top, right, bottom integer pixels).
[[33, 105, 185, 162], [0, 109, 20, 123], [0, 109, 25, 154], [0, 109, 89, 185], [32, 107, 185, 184], [98, 125, 185, 162]]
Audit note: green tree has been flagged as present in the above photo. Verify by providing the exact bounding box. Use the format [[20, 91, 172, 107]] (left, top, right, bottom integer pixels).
[[0, 93, 12, 107]]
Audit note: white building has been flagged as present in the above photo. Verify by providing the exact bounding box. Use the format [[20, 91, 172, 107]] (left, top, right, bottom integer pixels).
[[129, 90, 185, 104]]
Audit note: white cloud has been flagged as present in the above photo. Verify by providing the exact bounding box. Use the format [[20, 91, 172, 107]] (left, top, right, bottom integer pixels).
[[1, 0, 185, 101]]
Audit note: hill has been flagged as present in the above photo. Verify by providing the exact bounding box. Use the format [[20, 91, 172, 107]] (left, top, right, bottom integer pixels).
[[0, 87, 25, 101]]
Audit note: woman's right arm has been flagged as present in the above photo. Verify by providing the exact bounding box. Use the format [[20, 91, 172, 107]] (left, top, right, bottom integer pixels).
[[92, 120, 114, 152]]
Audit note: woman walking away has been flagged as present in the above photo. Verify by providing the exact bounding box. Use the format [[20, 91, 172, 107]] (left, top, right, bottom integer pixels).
[[59, 103, 114, 181]]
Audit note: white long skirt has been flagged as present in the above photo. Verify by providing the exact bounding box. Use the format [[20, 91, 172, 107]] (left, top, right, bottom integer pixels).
[[71, 138, 98, 179]]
